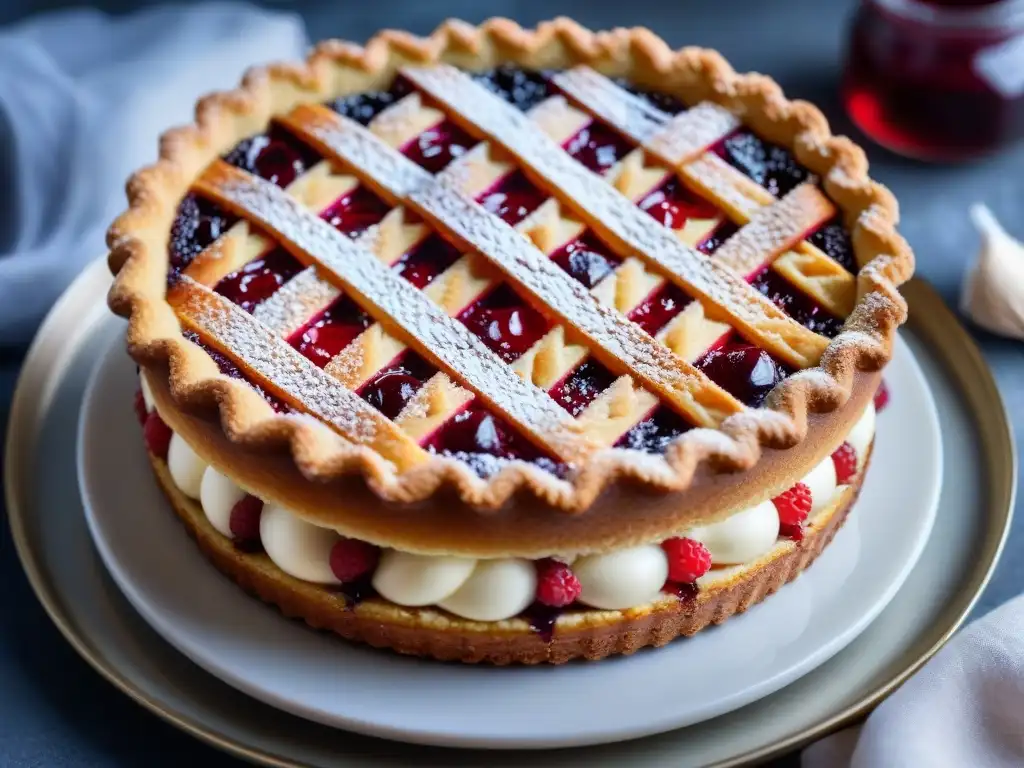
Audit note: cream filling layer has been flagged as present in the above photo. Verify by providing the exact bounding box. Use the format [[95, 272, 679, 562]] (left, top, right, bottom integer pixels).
[[147, 378, 875, 621]]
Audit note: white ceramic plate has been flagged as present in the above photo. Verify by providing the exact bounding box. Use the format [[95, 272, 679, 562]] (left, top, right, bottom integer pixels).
[[77, 320, 940, 749]]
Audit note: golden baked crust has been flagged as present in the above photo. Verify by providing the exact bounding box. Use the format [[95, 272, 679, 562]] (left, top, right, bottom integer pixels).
[[109, 17, 911, 514], [148, 445, 868, 664]]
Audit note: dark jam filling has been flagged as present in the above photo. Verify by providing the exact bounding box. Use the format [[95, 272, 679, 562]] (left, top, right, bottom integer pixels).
[[749, 268, 844, 338], [391, 234, 462, 288], [808, 218, 857, 274], [698, 220, 740, 254], [549, 359, 618, 417], [457, 284, 550, 363], [357, 352, 437, 420], [550, 234, 620, 289], [214, 248, 304, 313], [615, 406, 693, 454], [327, 77, 413, 124], [715, 130, 809, 198], [694, 334, 793, 408], [564, 121, 633, 174], [523, 603, 562, 642], [639, 177, 721, 230], [182, 331, 290, 412], [477, 171, 547, 226], [330, 574, 377, 608], [320, 186, 391, 237], [288, 295, 372, 367], [665, 581, 700, 602], [614, 77, 688, 115], [169, 194, 238, 281], [223, 126, 321, 189], [627, 282, 693, 337], [425, 404, 566, 479], [402, 119, 477, 174], [473, 65, 552, 112]]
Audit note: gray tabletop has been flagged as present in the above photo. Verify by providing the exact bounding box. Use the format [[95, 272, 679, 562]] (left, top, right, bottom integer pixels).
[[1, 0, 1021, 765]]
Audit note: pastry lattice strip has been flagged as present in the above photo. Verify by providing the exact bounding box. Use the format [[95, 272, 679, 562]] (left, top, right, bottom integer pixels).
[[553, 66, 857, 318], [191, 160, 592, 464]]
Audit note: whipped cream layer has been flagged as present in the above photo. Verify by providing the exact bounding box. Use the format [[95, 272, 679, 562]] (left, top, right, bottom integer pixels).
[[146, 379, 875, 622]]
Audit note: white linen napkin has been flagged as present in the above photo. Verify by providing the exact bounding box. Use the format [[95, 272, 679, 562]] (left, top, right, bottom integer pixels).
[[803, 594, 1024, 768], [0, 3, 308, 345]]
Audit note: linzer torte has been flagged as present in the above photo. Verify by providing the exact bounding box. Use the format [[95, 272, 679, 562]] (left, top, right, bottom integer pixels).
[[107, 18, 911, 664]]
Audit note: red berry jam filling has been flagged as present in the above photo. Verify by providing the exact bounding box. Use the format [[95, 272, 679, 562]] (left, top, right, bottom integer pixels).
[[874, 379, 890, 412], [615, 405, 693, 454], [473, 65, 552, 111], [715, 130, 810, 198], [627, 282, 693, 337], [665, 581, 700, 602], [523, 603, 562, 641], [615, 77, 688, 115], [808, 218, 857, 274], [549, 359, 618, 416], [391, 234, 462, 289], [327, 77, 412, 124], [214, 248, 304, 313], [550, 234, 621, 289], [477, 171, 547, 227], [457, 284, 550, 363], [182, 331, 290, 413], [223, 126, 320, 189], [695, 334, 793, 408], [697, 220, 740, 254], [357, 352, 437, 420], [639, 177, 721, 229], [143, 412, 173, 460], [320, 186, 391, 238], [563, 121, 634, 174], [229, 496, 265, 552], [749, 268, 843, 338], [425, 404, 565, 478], [402, 119, 477, 174], [133, 390, 148, 425], [169, 194, 237, 281], [288, 296, 372, 368]]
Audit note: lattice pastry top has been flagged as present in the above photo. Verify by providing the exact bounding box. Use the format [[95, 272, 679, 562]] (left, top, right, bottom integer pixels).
[[107, 18, 913, 514]]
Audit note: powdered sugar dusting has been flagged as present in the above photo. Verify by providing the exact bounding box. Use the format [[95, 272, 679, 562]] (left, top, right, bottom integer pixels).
[[403, 65, 827, 370], [648, 103, 742, 165], [252, 266, 341, 336], [550, 67, 669, 144]]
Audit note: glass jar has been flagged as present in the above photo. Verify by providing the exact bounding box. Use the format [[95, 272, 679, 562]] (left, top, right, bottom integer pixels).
[[843, 0, 1024, 161]]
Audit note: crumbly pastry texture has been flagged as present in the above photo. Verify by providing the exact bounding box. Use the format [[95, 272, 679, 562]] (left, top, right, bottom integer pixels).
[[150, 447, 866, 664], [107, 17, 913, 512]]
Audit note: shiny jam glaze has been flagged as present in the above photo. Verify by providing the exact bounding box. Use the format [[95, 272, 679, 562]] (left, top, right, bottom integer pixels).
[[457, 284, 550, 363], [615, 405, 693, 453], [715, 129, 809, 198], [169, 194, 237, 281], [549, 234, 621, 289], [402, 119, 477, 174], [697, 220, 740, 254], [288, 296, 372, 367], [639, 177, 722, 229], [327, 77, 413, 124], [425, 404, 565, 478], [320, 186, 391, 238], [223, 126, 321, 189], [214, 248, 304, 313], [749, 268, 844, 338], [563, 121, 634, 173], [391, 234, 462, 289], [549, 359, 618, 417], [694, 333, 792, 408], [182, 331, 290, 412], [627, 282, 693, 337], [477, 171, 547, 226], [357, 352, 437, 420], [808, 218, 857, 274]]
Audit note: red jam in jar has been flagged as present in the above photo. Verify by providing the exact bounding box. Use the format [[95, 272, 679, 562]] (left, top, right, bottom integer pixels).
[[843, 0, 1024, 160]]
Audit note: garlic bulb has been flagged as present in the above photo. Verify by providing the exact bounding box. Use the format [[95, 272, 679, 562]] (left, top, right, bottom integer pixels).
[[960, 204, 1024, 341]]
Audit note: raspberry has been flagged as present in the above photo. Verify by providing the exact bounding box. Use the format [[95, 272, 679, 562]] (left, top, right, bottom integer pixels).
[[133, 390, 148, 425], [773, 482, 812, 537], [229, 496, 264, 542], [329, 537, 380, 583], [662, 537, 712, 583], [874, 379, 890, 412], [143, 412, 172, 460], [535, 559, 582, 607], [832, 442, 858, 485]]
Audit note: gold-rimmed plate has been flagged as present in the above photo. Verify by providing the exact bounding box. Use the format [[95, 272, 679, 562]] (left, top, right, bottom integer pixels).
[[5, 262, 1016, 767]]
